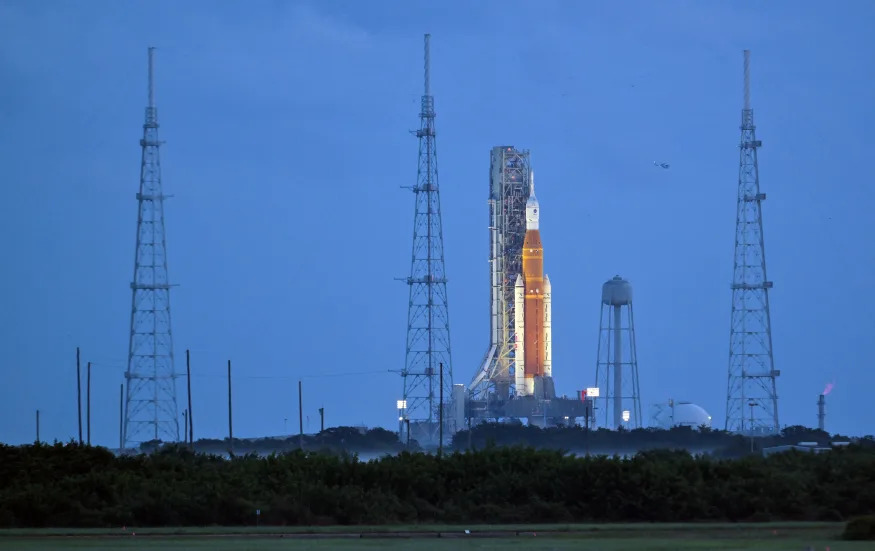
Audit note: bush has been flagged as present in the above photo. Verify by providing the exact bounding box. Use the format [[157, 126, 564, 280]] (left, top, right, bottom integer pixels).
[[843, 515, 875, 540], [1, 442, 875, 528]]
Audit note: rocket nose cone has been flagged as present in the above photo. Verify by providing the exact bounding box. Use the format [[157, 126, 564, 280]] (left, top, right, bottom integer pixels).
[[543, 274, 551, 291], [515, 274, 524, 286]]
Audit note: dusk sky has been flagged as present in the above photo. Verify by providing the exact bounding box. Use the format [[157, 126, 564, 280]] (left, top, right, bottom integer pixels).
[[1, 0, 873, 446]]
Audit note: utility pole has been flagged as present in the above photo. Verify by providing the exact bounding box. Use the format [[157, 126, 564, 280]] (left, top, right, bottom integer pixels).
[[298, 380, 304, 450], [87, 361, 91, 446], [227, 360, 233, 457], [35, 409, 40, 444], [319, 407, 324, 432], [186, 349, 193, 447], [749, 400, 756, 453], [585, 399, 591, 457], [119, 383, 124, 451], [76, 347, 82, 445], [438, 362, 444, 457]]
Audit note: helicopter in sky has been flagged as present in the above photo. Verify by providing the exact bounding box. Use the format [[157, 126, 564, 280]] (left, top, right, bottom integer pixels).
[[653, 161, 670, 169]]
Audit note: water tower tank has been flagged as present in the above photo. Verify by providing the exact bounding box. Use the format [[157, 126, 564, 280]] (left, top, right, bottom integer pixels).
[[602, 275, 633, 306]]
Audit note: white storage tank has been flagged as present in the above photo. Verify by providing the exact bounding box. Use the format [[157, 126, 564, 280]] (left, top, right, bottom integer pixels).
[[602, 275, 633, 306], [654, 401, 713, 429]]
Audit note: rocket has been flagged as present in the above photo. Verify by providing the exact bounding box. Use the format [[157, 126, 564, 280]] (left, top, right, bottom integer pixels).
[[514, 171, 552, 396]]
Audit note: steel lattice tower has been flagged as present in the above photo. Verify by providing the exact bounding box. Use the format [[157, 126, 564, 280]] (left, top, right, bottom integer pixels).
[[123, 47, 180, 447], [399, 34, 453, 446], [724, 50, 780, 435]]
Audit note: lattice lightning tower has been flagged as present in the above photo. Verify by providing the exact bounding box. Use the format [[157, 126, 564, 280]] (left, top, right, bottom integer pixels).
[[724, 50, 780, 434], [400, 34, 454, 446], [123, 47, 180, 447]]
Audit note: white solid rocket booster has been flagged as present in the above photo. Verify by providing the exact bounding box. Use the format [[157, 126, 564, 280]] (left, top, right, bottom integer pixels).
[[514, 273, 525, 394], [543, 274, 552, 378]]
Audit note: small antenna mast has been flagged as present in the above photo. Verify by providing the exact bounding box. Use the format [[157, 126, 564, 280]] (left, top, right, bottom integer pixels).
[[148, 46, 156, 108], [743, 49, 751, 111], [424, 34, 431, 97]]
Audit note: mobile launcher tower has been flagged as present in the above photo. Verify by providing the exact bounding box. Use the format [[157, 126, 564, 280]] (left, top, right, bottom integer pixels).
[[465, 147, 590, 427]]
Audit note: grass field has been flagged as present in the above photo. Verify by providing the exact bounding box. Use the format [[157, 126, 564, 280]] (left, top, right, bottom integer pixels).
[[0, 522, 863, 550]]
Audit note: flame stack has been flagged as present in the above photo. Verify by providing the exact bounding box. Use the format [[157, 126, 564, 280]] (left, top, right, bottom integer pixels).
[[817, 393, 825, 431]]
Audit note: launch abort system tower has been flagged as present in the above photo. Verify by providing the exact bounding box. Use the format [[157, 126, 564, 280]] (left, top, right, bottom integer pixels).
[[594, 275, 642, 429], [123, 47, 180, 447], [469, 146, 531, 406], [724, 49, 780, 435], [399, 34, 454, 447]]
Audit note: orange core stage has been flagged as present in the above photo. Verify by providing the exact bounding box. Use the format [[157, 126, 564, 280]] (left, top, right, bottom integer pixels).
[[522, 230, 545, 377]]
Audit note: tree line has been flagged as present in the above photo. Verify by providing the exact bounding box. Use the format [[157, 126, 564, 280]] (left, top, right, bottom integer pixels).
[[144, 423, 870, 459], [145, 426, 409, 456], [1, 440, 874, 528], [450, 423, 872, 458]]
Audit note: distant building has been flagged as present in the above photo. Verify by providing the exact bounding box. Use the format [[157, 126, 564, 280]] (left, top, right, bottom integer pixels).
[[760, 441, 850, 456]]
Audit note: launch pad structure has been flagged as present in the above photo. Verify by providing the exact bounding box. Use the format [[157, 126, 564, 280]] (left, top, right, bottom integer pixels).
[[469, 146, 531, 403], [465, 146, 590, 427]]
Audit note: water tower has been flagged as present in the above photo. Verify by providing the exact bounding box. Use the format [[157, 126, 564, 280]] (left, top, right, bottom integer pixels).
[[594, 275, 642, 429]]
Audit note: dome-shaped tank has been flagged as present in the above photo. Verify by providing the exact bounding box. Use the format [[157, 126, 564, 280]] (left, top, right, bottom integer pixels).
[[654, 402, 713, 429], [601, 275, 633, 306]]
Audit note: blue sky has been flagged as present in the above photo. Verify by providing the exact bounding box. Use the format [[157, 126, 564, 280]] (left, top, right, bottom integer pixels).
[[1, 0, 873, 445]]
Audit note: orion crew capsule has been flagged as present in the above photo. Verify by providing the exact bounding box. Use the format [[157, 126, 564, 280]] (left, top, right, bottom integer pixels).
[[514, 171, 552, 396]]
